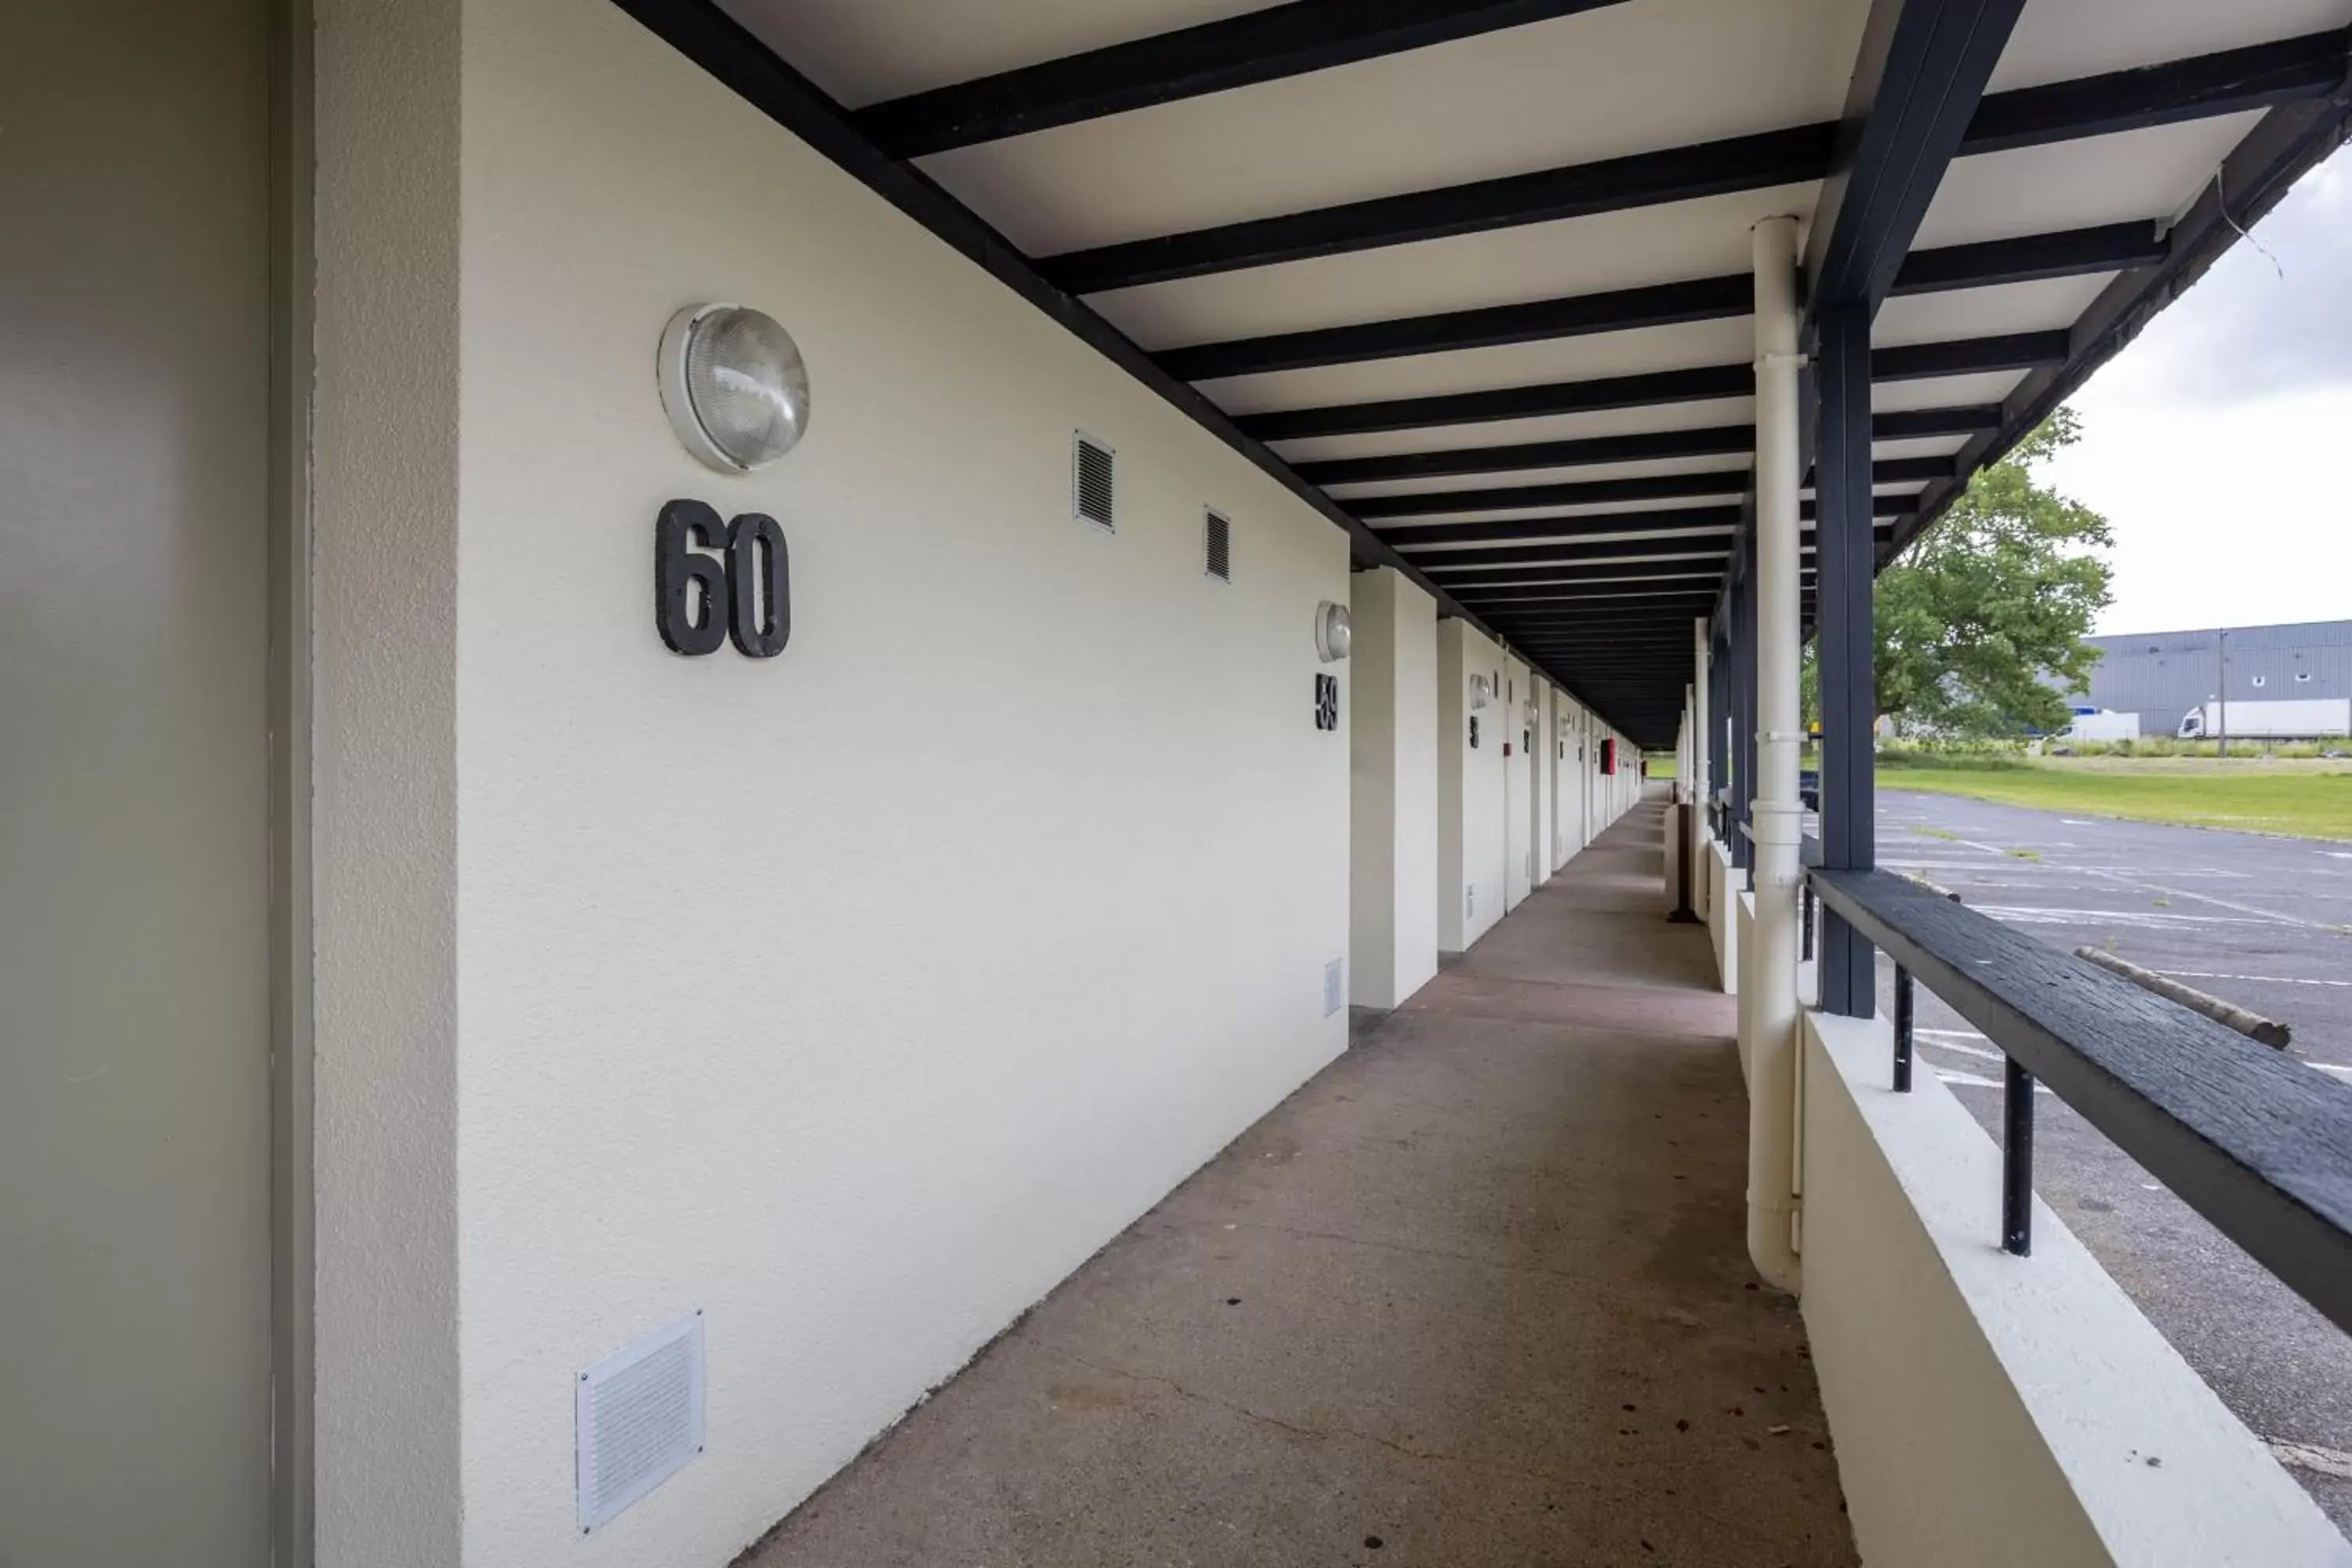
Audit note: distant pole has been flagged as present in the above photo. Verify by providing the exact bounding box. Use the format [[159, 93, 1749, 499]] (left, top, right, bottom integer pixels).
[[2217, 627, 2230, 758]]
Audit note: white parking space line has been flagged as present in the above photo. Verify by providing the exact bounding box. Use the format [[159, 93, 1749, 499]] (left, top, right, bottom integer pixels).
[[1936, 1069, 2055, 1094], [1930, 830, 2338, 931], [2311, 1063, 2352, 1080], [2270, 1439, 2352, 1482], [2161, 971, 2352, 989], [1970, 906, 2281, 929]]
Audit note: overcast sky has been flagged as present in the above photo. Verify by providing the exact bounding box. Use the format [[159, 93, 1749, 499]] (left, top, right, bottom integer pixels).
[[2031, 140, 2352, 637]]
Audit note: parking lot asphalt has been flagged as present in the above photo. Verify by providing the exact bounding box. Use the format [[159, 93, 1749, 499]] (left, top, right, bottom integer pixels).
[[1869, 787, 2352, 1534]]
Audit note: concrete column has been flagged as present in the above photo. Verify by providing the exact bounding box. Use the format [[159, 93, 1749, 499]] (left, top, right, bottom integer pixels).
[[1744, 214, 1803, 1292], [1348, 568, 1439, 1009]]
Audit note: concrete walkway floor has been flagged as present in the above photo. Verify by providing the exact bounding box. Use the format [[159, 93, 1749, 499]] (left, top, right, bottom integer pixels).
[[743, 793, 1857, 1567]]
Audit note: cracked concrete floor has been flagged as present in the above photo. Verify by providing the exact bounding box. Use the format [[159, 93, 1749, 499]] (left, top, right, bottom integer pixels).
[[741, 795, 1857, 1567]]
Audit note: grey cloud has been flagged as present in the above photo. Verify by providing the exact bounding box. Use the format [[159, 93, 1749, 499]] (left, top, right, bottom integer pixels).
[[2092, 142, 2352, 406]]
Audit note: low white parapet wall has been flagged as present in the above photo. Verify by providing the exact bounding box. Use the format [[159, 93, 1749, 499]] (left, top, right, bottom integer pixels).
[[1707, 839, 1737, 996], [1799, 1009, 2349, 1568], [1734, 889, 1756, 1087]]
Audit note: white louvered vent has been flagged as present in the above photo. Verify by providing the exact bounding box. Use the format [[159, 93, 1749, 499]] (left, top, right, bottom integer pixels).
[[1203, 509, 1232, 581], [1073, 432, 1115, 531], [577, 1312, 705, 1534]]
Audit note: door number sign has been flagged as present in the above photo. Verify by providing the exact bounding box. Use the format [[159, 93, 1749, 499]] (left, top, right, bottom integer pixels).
[[655, 499, 790, 659]]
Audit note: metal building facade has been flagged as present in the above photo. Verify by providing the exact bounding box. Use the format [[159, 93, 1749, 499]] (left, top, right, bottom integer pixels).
[[2077, 620, 2352, 738]]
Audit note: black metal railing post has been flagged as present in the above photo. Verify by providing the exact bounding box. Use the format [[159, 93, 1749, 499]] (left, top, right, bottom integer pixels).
[[1893, 964, 1914, 1092], [1801, 881, 1815, 961], [2003, 1058, 2035, 1255]]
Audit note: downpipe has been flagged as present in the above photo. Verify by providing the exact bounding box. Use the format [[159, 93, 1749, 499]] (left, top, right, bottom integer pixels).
[[1744, 216, 1802, 1294]]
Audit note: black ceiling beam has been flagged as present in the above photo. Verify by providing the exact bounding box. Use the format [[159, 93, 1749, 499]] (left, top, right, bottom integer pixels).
[[1156, 274, 1749, 382], [604, 0, 1570, 698], [1886, 49, 2352, 566], [1872, 329, 2067, 381], [1875, 403, 2001, 439], [1356, 456, 1943, 519], [1044, 125, 1834, 293], [1158, 226, 2126, 382], [1417, 538, 1734, 571], [1960, 30, 2351, 157], [1487, 605, 1719, 623], [851, 1, 1629, 159], [1044, 31, 2347, 293], [1475, 593, 1722, 611], [1454, 568, 1733, 595], [1239, 363, 1749, 442], [1298, 425, 1755, 486], [1293, 402, 1991, 486], [1805, 0, 2027, 314], [1239, 334, 2041, 443], [1888, 220, 2167, 296], [1376, 504, 1741, 548]]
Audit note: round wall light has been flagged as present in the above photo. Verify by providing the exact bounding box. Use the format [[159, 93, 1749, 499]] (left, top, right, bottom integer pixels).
[[659, 303, 811, 472], [1315, 601, 1352, 663]]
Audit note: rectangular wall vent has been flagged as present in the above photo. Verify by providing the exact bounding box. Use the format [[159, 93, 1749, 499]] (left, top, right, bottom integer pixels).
[[577, 1311, 706, 1534], [1323, 958, 1345, 1018], [1203, 509, 1231, 581], [1073, 432, 1115, 531]]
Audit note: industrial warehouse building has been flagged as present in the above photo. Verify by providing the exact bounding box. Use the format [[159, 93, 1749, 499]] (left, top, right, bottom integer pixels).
[[7, 2, 2352, 1566], [2070, 619, 2352, 739]]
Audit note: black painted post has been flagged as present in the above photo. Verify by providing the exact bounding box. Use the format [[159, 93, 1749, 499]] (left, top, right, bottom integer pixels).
[[1815, 301, 1878, 1018], [1892, 966, 1914, 1092], [1710, 623, 1730, 840], [1801, 881, 1815, 961], [2003, 1058, 2036, 1255]]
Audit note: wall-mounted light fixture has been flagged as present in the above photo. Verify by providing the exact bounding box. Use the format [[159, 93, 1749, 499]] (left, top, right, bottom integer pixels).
[[1314, 601, 1352, 663], [659, 304, 811, 472], [1469, 675, 1491, 710]]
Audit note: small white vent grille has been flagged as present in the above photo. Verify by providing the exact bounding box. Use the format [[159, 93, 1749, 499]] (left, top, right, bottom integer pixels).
[[577, 1312, 705, 1534], [1203, 509, 1232, 580], [1073, 432, 1115, 530], [1323, 958, 1345, 1017]]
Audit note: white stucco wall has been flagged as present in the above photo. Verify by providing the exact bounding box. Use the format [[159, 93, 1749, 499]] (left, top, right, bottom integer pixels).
[[1437, 619, 1508, 953], [316, 2, 1355, 1563], [312, 0, 464, 1558], [1348, 568, 1438, 1009], [1802, 1011, 2347, 1568]]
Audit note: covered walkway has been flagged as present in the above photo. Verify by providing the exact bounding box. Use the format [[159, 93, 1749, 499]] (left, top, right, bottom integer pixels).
[[745, 791, 1853, 1567]]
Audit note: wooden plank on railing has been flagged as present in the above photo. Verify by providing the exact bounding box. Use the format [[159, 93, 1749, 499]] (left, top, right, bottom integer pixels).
[[1808, 865, 2352, 1337]]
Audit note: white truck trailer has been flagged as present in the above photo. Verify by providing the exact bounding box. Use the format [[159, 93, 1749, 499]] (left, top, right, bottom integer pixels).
[[2060, 709, 2140, 742], [2176, 698, 2352, 740]]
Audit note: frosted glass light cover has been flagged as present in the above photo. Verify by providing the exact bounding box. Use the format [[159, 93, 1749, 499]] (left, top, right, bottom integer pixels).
[[659, 304, 810, 471], [1316, 601, 1352, 662]]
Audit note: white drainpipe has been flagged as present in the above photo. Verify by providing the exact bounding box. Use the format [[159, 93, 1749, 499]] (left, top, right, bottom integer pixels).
[[1745, 215, 1803, 1292]]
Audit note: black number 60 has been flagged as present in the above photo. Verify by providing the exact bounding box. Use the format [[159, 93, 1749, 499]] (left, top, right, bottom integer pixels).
[[655, 499, 791, 659]]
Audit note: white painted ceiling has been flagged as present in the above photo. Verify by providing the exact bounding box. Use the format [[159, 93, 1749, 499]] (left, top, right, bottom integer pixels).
[[702, 0, 2352, 734]]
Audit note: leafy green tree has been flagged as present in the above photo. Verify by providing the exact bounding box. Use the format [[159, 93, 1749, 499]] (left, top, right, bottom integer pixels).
[[1871, 410, 2114, 736]]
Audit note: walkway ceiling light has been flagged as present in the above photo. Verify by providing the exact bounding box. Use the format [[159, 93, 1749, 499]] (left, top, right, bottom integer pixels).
[[1314, 601, 1352, 662], [659, 303, 811, 472], [1470, 675, 1491, 710]]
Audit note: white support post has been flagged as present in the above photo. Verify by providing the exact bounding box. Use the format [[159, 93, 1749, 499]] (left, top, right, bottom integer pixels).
[[1745, 215, 1803, 1292]]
